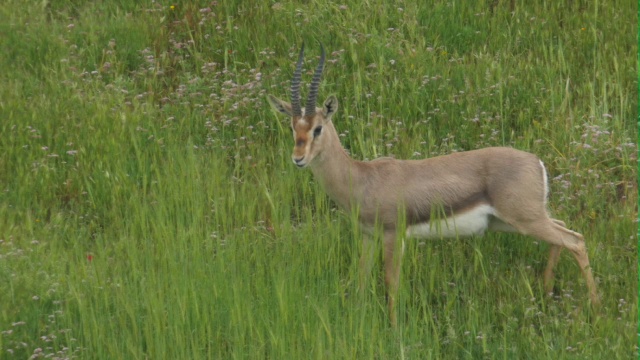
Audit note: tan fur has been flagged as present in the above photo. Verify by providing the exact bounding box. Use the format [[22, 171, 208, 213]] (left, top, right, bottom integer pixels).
[[268, 94, 599, 327]]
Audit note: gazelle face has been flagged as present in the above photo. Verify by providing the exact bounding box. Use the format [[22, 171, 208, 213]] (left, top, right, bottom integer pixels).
[[268, 95, 338, 168], [291, 104, 338, 167], [291, 115, 318, 167]]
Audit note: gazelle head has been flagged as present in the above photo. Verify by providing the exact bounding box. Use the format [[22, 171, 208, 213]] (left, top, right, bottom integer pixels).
[[268, 43, 338, 168]]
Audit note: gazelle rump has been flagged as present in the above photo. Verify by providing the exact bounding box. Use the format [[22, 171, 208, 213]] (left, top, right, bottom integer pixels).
[[268, 44, 599, 326]]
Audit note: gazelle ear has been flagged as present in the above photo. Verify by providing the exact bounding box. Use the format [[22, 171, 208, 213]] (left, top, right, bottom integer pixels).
[[323, 95, 338, 119], [268, 95, 293, 116]]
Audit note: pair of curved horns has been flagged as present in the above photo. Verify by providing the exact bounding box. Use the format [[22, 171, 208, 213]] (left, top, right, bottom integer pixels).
[[290, 43, 325, 117]]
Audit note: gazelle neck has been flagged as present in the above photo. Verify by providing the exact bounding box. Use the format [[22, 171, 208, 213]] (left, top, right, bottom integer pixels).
[[308, 121, 363, 211]]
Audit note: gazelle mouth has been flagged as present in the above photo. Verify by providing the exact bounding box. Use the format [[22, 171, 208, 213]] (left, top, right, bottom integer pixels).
[[293, 159, 307, 168], [293, 157, 307, 168]]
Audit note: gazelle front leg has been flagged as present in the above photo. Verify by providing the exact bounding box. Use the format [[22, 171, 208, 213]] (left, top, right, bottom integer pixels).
[[383, 230, 403, 327], [358, 234, 376, 294]]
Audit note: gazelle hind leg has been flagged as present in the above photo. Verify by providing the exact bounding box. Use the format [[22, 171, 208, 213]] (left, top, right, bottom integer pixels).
[[493, 216, 568, 295], [543, 220, 571, 295], [558, 225, 600, 306], [543, 245, 562, 295], [551, 219, 566, 228], [514, 219, 599, 305]]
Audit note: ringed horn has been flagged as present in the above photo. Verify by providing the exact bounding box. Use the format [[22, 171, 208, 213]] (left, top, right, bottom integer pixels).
[[290, 43, 326, 118]]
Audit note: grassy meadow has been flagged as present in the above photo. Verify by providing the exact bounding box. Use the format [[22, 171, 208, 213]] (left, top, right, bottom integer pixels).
[[0, 0, 637, 358]]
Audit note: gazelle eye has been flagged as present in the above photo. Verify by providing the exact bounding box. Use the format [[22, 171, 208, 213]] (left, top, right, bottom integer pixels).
[[313, 126, 323, 138]]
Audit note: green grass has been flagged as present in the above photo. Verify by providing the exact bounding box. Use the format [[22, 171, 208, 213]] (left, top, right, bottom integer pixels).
[[0, 0, 637, 358]]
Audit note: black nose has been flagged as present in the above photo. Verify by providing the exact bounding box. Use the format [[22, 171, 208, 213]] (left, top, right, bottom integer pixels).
[[294, 157, 305, 166]]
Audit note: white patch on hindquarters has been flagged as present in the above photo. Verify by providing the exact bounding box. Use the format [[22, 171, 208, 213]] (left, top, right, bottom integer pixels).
[[540, 160, 548, 205], [406, 204, 496, 239]]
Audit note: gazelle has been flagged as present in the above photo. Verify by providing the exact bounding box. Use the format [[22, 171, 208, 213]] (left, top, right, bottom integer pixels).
[[268, 44, 599, 326]]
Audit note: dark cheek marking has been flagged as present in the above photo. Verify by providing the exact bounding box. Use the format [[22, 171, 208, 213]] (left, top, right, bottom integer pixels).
[[296, 139, 306, 147]]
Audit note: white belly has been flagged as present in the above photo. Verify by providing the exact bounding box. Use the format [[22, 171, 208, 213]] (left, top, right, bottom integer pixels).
[[406, 204, 496, 239]]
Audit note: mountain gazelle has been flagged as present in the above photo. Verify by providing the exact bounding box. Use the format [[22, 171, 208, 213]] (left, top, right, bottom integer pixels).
[[268, 43, 599, 326]]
